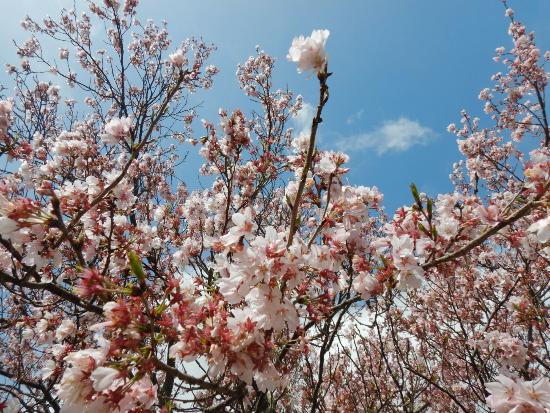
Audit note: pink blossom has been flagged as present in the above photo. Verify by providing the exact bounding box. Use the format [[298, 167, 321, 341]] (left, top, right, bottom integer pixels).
[[56, 319, 76, 341], [0, 217, 18, 234], [90, 366, 119, 392], [391, 235, 425, 290], [0, 100, 13, 138], [102, 116, 133, 144], [220, 207, 257, 246], [169, 49, 187, 67], [486, 375, 519, 413], [117, 376, 157, 411], [528, 214, 550, 243], [245, 284, 298, 333], [58, 48, 69, 59], [287, 29, 330, 74], [516, 378, 550, 410], [486, 375, 550, 413], [352, 272, 381, 299], [2, 2, 550, 411]]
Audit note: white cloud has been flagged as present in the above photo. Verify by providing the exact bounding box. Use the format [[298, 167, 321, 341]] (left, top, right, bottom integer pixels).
[[336, 117, 435, 154], [292, 102, 315, 136], [346, 108, 364, 125]]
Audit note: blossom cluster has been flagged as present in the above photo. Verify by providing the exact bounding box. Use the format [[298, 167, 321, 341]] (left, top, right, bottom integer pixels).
[[486, 375, 550, 413], [0, 2, 549, 413]]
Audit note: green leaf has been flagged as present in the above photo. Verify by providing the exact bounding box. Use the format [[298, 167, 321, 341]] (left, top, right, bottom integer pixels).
[[410, 183, 422, 208], [427, 198, 433, 222], [128, 250, 146, 282], [154, 302, 168, 317]]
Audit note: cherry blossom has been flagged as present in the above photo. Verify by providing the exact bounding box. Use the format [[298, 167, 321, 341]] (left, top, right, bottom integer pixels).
[[287, 29, 330, 74], [169, 48, 187, 67], [90, 367, 120, 392], [102, 116, 133, 144], [486, 375, 550, 413], [528, 214, 550, 243], [0, 1, 548, 412]]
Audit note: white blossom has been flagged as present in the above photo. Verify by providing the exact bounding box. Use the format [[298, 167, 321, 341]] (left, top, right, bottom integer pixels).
[[287, 29, 330, 74], [528, 215, 550, 243]]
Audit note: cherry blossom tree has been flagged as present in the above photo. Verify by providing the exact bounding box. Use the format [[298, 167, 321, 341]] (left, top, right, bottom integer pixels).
[[0, 1, 548, 412], [278, 4, 550, 412]]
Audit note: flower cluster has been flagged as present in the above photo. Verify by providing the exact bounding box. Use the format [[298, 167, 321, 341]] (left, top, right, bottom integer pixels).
[[486, 375, 550, 413], [0, 2, 549, 413]]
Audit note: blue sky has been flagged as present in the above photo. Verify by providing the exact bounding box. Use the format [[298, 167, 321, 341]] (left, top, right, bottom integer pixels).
[[1, 0, 550, 213]]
